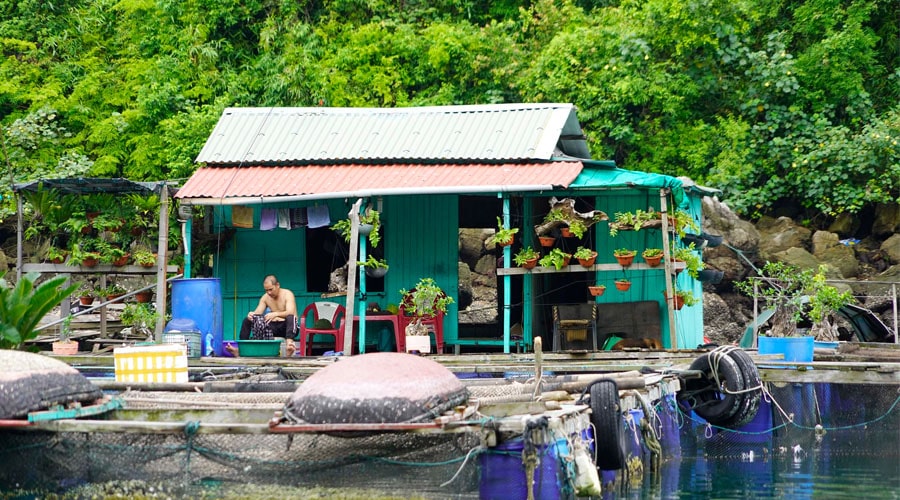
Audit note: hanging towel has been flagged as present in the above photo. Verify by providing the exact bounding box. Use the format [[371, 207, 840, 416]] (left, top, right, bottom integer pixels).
[[307, 205, 331, 228], [260, 209, 278, 230], [277, 209, 291, 229], [232, 206, 254, 228], [291, 208, 308, 229]]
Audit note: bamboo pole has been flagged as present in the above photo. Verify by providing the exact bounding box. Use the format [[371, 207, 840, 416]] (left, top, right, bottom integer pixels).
[[342, 199, 363, 355]]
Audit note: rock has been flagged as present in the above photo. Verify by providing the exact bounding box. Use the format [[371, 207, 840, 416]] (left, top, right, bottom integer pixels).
[[702, 292, 754, 345], [872, 203, 900, 236], [827, 213, 858, 237], [701, 197, 759, 250], [773, 246, 820, 271], [458, 228, 491, 269], [757, 216, 812, 261], [882, 234, 900, 264]]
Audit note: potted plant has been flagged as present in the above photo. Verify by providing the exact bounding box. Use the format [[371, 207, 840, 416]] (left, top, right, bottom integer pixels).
[[615, 278, 632, 291], [613, 248, 636, 267], [132, 249, 157, 268], [358, 255, 389, 278], [736, 262, 853, 339], [121, 303, 159, 338], [538, 235, 556, 248], [67, 241, 101, 267], [47, 246, 68, 264], [608, 209, 659, 236], [78, 286, 95, 306], [573, 246, 598, 268], [333, 209, 382, 247], [52, 315, 79, 355], [539, 248, 571, 270], [514, 246, 540, 269], [665, 289, 700, 310], [487, 217, 519, 247], [100, 283, 127, 303], [399, 278, 454, 352], [103, 246, 129, 266], [588, 284, 606, 297], [642, 248, 664, 267], [671, 243, 703, 278], [668, 209, 700, 239], [133, 288, 154, 303]]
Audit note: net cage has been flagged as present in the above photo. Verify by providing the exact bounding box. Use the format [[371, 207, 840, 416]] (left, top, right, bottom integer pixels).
[[679, 382, 900, 460]]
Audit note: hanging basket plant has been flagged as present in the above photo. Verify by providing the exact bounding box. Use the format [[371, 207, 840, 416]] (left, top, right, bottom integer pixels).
[[642, 248, 664, 267], [588, 285, 606, 297], [615, 279, 632, 292], [487, 217, 519, 248], [514, 247, 539, 269], [573, 246, 598, 268], [613, 248, 636, 267]]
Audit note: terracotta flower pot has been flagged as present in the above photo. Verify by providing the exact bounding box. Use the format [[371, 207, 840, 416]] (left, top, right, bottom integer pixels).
[[614, 252, 635, 267], [588, 285, 606, 297], [82, 256, 99, 268], [615, 280, 632, 292], [577, 252, 598, 268], [520, 257, 539, 269], [107, 293, 125, 304], [135, 290, 153, 303], [112, 254, 130, 267], [79, 296, 94, 306], [539, 236, 556, 248], [560, 227, 573, 238], [665, 293, 685, 310], [643, 254, 663, 267], [52, 341, 78, 355]]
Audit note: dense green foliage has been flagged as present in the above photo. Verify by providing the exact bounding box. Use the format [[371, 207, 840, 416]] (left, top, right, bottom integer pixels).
[[0, 0, 897, 223], [0, 272, 78, 349]]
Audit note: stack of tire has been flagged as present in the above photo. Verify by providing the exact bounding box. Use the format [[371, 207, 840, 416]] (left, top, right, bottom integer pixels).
[[677, 347, 762, 428]]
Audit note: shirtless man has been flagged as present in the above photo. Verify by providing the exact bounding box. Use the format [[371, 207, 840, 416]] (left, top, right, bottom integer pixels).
[[226, 275, 298, 356]]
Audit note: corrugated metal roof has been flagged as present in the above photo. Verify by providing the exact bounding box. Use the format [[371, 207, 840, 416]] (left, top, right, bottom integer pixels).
[[174, 162, 583, 204], [195, 103, 590, 165]]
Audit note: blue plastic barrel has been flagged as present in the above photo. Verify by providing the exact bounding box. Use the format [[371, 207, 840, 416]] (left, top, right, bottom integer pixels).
[[171, 278, 223, 356]]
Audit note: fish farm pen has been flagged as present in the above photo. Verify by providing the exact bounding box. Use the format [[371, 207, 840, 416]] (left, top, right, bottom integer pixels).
[[1, 342, 899, 498]]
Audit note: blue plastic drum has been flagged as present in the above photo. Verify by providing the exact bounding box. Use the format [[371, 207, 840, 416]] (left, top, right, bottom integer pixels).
[[170, 278, 223, 356]]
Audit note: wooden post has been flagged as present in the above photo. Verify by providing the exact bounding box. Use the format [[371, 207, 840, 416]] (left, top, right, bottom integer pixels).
[[154, 183, 169, 342], [660, 189, 677, 349], [342, 199, 363, 355]]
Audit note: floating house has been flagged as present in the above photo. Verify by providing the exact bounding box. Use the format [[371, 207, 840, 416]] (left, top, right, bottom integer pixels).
[[175, 104, 714, 355]]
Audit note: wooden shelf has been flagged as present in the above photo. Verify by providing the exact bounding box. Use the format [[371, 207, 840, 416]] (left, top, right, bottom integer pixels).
[[22, 264, 179, 274], [496, 262, 685, 276]]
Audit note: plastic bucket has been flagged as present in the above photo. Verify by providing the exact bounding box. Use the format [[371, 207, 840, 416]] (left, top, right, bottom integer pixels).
[[758, 336, 814, 363], [171, 278, 223, 357]]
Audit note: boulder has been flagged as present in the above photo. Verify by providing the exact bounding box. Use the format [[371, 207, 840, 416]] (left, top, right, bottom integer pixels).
[[827, 212, 859, 237], [872, 203, 900, 236], [701, 197, 759, 250], [458, 228, 490, 269], [757, 216, 812, 261], [882, 234, 900, 264]]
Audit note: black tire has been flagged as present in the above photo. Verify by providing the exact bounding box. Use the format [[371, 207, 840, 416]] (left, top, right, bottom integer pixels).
[[590, 379, 626, 470], [718, 348, 762, 428], [679, 351, 746, 425]]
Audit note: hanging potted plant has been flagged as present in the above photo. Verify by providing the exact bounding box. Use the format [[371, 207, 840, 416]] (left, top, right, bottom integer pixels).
[[358, 255, 389, 278], [613, 248, 636, 267], [487, 217, 519, 248], [615, 278, 632, 292], [573, 246, 598, 268], [671, 243, 703, 278], [514, 246, 539, 269], [664, 289, 700, 310], [539, 248, 571, 270], [642, 248, 664, 267], [333, 209, 382, 247], [588, 284, 607, 297], [538, 235, 556, 248]]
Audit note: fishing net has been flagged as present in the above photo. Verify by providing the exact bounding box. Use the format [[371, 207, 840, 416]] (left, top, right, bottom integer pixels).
[[680, 382, 900, 460], [0, 389, 485, 498]]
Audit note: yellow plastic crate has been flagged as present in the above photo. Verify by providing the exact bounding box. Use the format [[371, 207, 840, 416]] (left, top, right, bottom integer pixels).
[[114, 344, 188, 383]]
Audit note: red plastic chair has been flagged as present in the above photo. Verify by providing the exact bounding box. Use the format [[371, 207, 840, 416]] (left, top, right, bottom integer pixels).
[[397, 289, 446, 353], [298, 301, 346, 356]]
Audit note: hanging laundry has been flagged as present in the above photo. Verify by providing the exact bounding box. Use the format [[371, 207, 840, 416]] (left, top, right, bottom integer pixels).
[[307, 205, 331, 228], [277, 209, 291, 229], [260, 209, 277, 231], [232, 206, 254, 228], [291, 208, 308, 229]]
